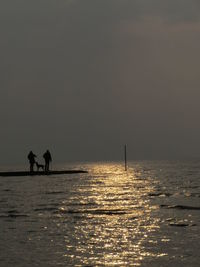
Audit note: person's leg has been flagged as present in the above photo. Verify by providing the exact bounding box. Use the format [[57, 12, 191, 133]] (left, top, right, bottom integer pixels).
[[45, 161, 48, 172], [30, 163, 33, 172], [47, 162, 49, 172]]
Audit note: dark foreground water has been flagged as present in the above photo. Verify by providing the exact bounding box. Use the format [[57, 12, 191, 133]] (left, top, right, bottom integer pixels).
[[0, 161, 200, 267]]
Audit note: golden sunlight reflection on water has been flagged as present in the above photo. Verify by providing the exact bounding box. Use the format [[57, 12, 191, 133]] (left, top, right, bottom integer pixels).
[[59, 163, 165, 266]]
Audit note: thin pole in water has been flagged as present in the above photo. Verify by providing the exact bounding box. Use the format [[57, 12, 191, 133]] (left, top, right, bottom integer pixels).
[[124, 144, 127, 171]]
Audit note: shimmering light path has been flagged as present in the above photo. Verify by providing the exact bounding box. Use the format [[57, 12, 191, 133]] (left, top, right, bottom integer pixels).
[[59, 164, 161, 266], [0, 161, 200, 266]]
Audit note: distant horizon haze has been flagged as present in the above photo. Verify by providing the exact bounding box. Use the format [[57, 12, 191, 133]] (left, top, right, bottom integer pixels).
[[1, 145, 200, 166]]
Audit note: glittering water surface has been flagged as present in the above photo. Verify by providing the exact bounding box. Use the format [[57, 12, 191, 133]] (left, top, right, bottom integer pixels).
[[0, 161, 200, 266]]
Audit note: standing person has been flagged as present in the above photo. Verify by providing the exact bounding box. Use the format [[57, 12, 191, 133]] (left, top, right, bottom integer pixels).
[[43, 150, 52, 172], [27, 151, 37, 173]]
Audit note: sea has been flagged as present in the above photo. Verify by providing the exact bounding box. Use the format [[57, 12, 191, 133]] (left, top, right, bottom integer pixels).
[[0, 160, 200, 267]]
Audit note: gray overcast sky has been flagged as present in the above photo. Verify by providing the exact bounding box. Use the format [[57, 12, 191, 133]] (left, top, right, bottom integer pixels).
[[1, 0, 200, 164]]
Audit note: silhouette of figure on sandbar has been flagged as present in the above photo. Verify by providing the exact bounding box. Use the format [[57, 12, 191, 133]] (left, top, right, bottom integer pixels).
[[27, 151, 37, 173], [43, 150, 52, 172]]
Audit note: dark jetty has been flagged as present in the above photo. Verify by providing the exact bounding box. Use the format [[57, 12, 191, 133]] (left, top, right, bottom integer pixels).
[[0, 170, 88, 177]]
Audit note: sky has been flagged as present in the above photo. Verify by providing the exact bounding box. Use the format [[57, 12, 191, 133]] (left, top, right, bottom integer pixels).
[[1, 0, 200, 164]]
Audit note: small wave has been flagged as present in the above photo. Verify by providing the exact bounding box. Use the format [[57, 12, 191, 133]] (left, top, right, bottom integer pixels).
[[169, 221, 196, 227], [37, 203, 60, 207], [8, 214, 28, 218], [64, 202, 95, 207], [149, 192, 171, 197], [8, 210, 19, 213], [34, 207, 57, 212], [59, 208, 128, 215], [169, 223, 189, 227], [45, 191, 64, 195], [0, 215, 9, 218], [160, 204, 200, 210], [103, 198, 131, 202], [0, 214, 28, 218]]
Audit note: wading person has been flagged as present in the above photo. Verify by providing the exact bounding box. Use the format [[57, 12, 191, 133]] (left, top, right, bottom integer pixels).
[[27, 151, 37, 173], [43, 150, 52, 172]]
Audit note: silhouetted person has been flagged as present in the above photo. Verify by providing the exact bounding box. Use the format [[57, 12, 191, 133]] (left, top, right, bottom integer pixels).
[[27, 151, 37, 173], [43, 150, 52, 172]]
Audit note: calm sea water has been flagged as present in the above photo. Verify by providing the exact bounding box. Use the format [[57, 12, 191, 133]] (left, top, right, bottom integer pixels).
[[0, 161, 200, 267]]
